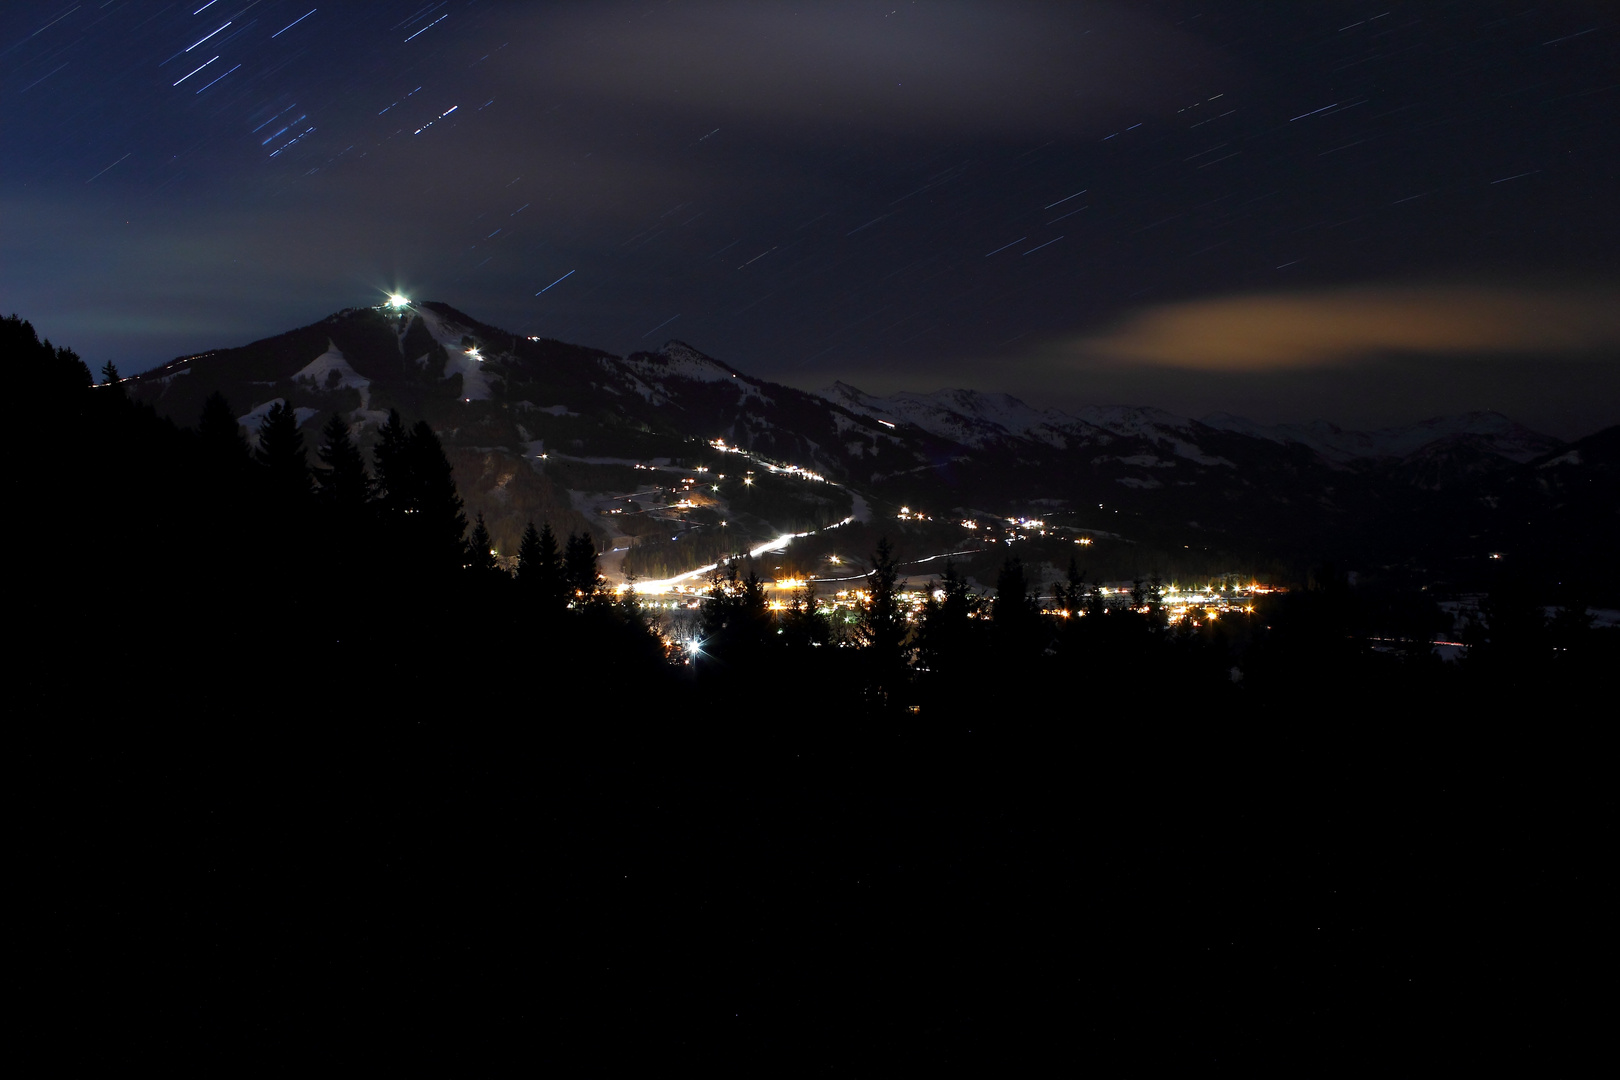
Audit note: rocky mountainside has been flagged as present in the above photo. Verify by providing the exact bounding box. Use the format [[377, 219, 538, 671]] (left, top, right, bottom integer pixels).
[[126, 300, 1618, 594]]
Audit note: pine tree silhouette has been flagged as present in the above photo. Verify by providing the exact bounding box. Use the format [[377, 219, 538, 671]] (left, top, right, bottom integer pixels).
[[198, 392, 249, 462], [314, 413, 370, 509], [467, 512, 498, 574], [859, 537, 909, 703], [993, 556, 1045, 661], [564, 531, 601, 604], [373, 409, 411, 513], [7, 315, 92, 405], [917, 560, 974, 675], [697, 560, 770, 660], [1058, 557, 1088, 616], [404, 419, 468, 569], [517, 521, 567, 611], [517, 521, 544, 578], [254, 400, 311, 497], [780, 578, 827, 649]]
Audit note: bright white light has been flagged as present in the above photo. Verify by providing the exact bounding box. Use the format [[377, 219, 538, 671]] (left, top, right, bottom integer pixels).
[[387, 293, 410, 308]]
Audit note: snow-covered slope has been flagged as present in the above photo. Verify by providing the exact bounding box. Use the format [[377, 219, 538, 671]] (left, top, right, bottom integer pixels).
[[238, 397, 319, 433], [823, 383, 1079, 449], [415, 306, 496, 400], [292, 339, 373, 411], [619, 341, 775, 407], [1200, 411, 1561, 463], [820, 384, 1238, 465]]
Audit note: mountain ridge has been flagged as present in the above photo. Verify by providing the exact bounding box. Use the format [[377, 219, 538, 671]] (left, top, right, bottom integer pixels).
[[123, 299, 1618, 596]]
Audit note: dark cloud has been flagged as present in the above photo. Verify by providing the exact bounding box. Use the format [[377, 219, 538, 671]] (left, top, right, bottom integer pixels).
[[3, 3, 1617, 435], [525, 2, 1220, 138]]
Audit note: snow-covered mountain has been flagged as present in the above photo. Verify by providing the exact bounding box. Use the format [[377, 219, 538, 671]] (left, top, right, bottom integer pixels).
[[825, 383, 1562, 470], [1199, 411, 1561, 465], [122, 299, 1612, 580]]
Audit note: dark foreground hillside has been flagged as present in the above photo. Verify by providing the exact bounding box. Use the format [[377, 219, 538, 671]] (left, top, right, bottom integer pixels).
[[10, 315, 1609, 1070]]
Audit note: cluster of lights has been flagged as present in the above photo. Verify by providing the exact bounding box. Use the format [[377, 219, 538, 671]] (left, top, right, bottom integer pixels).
[[896, 506, 930, 521], [707, 438, 829, 484], [763, 462, 827, 483], [1155, 580, 1278, 623]]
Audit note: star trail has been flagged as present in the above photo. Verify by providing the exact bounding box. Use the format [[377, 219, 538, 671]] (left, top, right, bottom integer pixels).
[[2, 1, 1616, 435]]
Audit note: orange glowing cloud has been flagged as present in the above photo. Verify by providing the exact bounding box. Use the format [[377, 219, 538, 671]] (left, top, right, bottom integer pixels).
[[1074, 284, 1620, 370]]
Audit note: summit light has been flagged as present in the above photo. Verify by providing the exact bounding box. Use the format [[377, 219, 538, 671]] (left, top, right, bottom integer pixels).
[[387, 293, 410, 309]]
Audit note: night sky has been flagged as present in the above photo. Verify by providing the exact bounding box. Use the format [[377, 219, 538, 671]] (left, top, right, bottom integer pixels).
[[4, 1, 1617, 435]]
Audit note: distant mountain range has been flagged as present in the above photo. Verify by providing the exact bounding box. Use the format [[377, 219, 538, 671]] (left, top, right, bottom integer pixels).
[[127, 300, 1618, 594]]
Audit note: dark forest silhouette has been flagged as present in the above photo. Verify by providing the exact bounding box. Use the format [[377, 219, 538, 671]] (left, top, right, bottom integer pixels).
[[11, 313, 1610, 1070]]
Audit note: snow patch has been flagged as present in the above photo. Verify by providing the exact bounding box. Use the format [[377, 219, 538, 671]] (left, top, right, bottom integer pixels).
[[415, 308, 495, 400], [292, 340, 372, 411], [239, 398, 319, 433], [849, 491, 873, 523]]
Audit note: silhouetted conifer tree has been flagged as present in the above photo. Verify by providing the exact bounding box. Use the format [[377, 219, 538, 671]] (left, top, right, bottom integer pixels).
[[740, 567, 771, 649], [1052, 557, 1091, 660], [992, 556, 1044, 659], [859, 537, 909, 703], [518, 521, 567, 611], [697, 560, 772, 660], [198, 391, 249, 463], [564, 531, 601, 603], [517, 521, 544, 578], [404, 419, 468, 569], [780, 579, 827, 649], [8, 315, 92, 407], [254, 400, 311, 497], [700, 561, 741, 643], [314, 413, 370, 509], [373, 409, 410, 512], [917, 561, 974, 675], [618, 572, 650, 633], [1058, 558, 1088, 615], [467, 512, 498, 574]]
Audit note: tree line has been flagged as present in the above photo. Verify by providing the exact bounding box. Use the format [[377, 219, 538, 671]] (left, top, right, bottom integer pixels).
[[11, 310, 1612, 725]]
